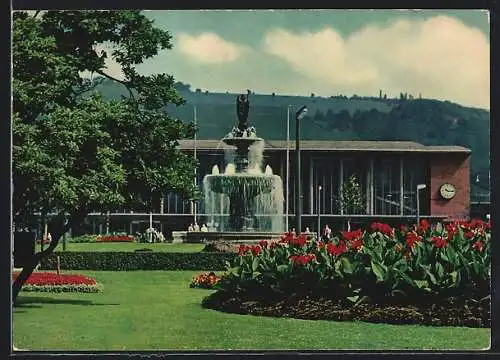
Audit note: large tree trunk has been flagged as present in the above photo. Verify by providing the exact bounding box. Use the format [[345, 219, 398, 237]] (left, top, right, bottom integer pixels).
[[12, 211, 86, 303]]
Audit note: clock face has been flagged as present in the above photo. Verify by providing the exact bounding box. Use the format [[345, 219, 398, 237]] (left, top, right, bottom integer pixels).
[[440, 183, 456, 200]]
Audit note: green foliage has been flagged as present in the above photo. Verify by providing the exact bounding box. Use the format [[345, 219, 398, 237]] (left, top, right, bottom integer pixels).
[[13, 10, 197, 228], [339, 174, 365, 215], [219, 220, 491, 303], [39, 251, 237, 271]]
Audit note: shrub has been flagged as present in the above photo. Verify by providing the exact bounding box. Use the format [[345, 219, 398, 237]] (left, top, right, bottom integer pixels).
[[39, 252, 237, 271], [190, 272, 221, 289], [12, 272, 103, 293], [218, 220, 491, 304]]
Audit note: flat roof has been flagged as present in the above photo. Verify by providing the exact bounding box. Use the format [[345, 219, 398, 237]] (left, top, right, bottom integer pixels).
[[178, 139, 471, 153]]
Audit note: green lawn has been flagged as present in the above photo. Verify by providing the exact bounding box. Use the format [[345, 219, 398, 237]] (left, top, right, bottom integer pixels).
[[53, 242, 204, 253], [12, 271, 490, 351]]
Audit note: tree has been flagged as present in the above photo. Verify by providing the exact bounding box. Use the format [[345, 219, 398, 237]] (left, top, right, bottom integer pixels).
[[334, 109, 351, 132], [338, 174, 365, 231], [313, 109, 325, 122], [12, 10, 197, 301]]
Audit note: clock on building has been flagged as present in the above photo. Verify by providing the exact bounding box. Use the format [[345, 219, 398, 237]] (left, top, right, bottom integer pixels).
[[439, 183, 456, 200]]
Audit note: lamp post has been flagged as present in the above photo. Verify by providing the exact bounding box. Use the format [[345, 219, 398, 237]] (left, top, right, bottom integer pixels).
[[295, 105, 308, 234], [193, 105, 198, 226], [317, 185, 322, 241], [416, 184, 426, 225], [286, 105, 291, 231]]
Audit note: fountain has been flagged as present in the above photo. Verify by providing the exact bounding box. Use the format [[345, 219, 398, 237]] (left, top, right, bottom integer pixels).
[[198, 91, 285, 242]]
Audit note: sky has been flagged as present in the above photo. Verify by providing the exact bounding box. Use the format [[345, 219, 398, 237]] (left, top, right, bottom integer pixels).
[[101, 10, 489, 109]]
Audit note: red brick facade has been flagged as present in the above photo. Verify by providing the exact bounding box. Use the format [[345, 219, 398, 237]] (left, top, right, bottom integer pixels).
[[429, 153, 470, 221]]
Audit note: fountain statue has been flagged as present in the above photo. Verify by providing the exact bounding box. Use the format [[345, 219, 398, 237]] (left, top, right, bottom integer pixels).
[[202, 91, 284, 233]]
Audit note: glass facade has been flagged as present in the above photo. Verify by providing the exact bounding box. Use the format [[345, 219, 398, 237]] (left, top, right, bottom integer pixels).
[[312, 156, 340, 215], [373, 156, 401, 215], [159, 149, 430, 217], [402, 155, 429, 216]]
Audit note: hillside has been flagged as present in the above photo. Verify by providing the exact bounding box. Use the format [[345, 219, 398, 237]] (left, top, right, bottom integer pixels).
[[90, 78, 490, 197]]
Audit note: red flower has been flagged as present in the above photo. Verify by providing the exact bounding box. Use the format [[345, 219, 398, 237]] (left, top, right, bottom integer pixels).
[[464, 231, 475, 240], [371, 222, 393, 237], [327, 241, 347, 256], [445, 223, 456, 233], [258, 240, 268, 249], [342, 229, 363, 251], [12, 272, 97, 286], [238, 244, 250, 256], [431, 236, 448, 248], [342, 229, 363, 241], [290, 234, 308, 247], [289, 253, 316, 266], [350, 238, 363, 252], [190, 272, 220, 288], [280, 232, 295, 243], [96, 235, 134, 243], [472, 240, 484, 252], [269, 241, 278, 250], [405, 231, 422, 248], [251, 245, 261, 256], [470, 219, 485, 230], [417, 219, 430, 233]]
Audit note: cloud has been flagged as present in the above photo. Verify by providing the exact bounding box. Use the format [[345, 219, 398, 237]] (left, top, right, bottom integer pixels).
[[176, 32, 247, 64], [263, 16, 490, 108], [80, 43, 126, 81]]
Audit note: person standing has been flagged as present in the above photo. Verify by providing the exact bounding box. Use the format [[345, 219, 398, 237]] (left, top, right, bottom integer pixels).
[[323, 224, 332, 241]]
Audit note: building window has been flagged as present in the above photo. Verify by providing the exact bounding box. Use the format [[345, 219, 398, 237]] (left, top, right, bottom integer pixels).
[[312, 157, 340, 214], [403, 155, 429, 216], [373, 156, 401, 215]]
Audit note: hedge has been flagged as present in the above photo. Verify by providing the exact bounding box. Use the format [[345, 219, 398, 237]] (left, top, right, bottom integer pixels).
[[39, 251, 237, 271]]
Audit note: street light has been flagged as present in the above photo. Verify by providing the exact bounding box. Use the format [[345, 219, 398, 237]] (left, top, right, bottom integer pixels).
[[295, 105, 308, 234], [286, 105, 291, 231], [416, 184, 427, 225], [317, 185, 322, 241]]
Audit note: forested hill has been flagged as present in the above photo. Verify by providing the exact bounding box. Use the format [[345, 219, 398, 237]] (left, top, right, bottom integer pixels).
[[92, 78, 490, 196]]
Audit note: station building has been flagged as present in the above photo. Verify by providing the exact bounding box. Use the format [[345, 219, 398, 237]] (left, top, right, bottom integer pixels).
[[81, 139, 471, 237]]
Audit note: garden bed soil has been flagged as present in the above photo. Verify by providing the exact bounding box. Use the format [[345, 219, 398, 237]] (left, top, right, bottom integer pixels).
[[202, 290, 490, 328]]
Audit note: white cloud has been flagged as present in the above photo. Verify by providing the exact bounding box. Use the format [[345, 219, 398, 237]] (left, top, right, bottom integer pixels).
[[80, 43, 126, 81], [176, 32, 247, 64], [263, 16, 490, 109]]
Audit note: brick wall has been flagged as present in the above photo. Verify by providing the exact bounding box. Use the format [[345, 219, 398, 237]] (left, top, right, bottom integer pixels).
[[429, 153, 470, 220]]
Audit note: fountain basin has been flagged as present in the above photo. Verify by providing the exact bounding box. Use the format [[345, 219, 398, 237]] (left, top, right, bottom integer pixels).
[[205, 174, 278, 197], [180, 231, 284, 244], [223, 136, 263, 148]]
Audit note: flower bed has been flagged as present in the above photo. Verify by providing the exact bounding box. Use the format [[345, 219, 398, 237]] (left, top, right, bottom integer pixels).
[[190, 272, 221, 289], [12, 272, 103, 293], [96, 234, 134, 243], [202, 219, 491, 327]]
